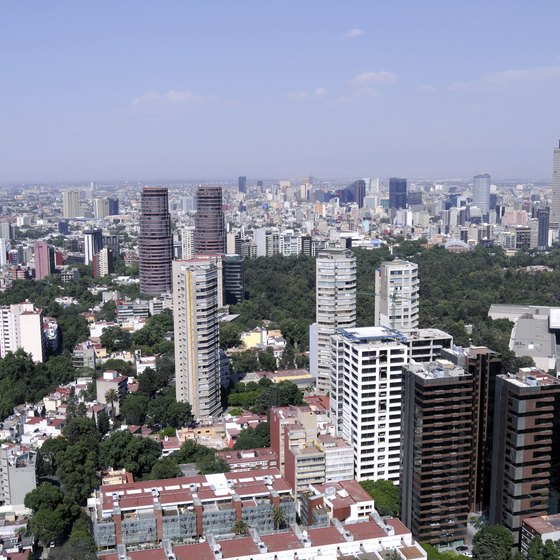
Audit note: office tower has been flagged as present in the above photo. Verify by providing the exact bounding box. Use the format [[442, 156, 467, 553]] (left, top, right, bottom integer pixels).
[[0, 303, 45, 362], [102, 235, 120, 259], [107, 197, 119, 215], [62, 189, 80, 218], [389, 177, 407, 209], [0, 222, 13, 241], [238, 176, 247, 194], [330, 326, 407, 481], [401, 360, 474, 546], [315, 249, 356, 393], [223, 254, 245, 305], [0, 238, 6, 267], [181, 226, 195, 260], [83, 229, 103, 265], [537, 207, 550, 251], [94, 198, 109, 219], [374, 259, 419, 334], [93, 248, 113, 278], [34, 241, 53, 280], [139, 187, 173, 295], [173, 259, 221, 419], [489, 369, 560, 547], [551, 141, 560, 224], [194, 186, 225, 255], [472, 173, 491, 215]]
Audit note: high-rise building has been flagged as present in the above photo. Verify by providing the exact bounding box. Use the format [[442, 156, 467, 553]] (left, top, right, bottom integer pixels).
[[102, 235, 120, 259], [93, 248, 114, 278], [107, 197, 119, 215], [389, 178, 407, 209], [173, 259, 221, 419], [193, 186, 225, 255], [180, 226, 195, 260], [374, 259, 419, 334], [489, 368, 560, 546], [0, 222, 13, 241], [34, 241, 53, 280], [537, 207, 550, 251], [94, 198, 109, 219], [401, 360, 474, 546], [139, 187, 173, 295], [62, 189, 80, 218], [314, 249, 356, 393], [223, 254, 245, 305], [0, 238, 7, 267], [0, 303, 45, 362], [238, 176, 247, 194], [0, 443, 37, 507], [472, 173, 491, 215], [550, 141, 560, 224], [331, 326, 407, 481], [83, 229, 103, 265]]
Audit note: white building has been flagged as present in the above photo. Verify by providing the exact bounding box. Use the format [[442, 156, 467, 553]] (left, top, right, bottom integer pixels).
[[173, 259, 221, 419], [180, 226, 195, 260], [94, 198, 109, 219], [62, 189, 80, 218], [331, 326, 408, 482], [84, 229, 103, 265], [550, 141, 560, 224], [0, 302, 45, 362], [314, 248, 356, 393], [0, 238, 7, 267], [0, 443, 37, 507], [374, 259, 419, 335]]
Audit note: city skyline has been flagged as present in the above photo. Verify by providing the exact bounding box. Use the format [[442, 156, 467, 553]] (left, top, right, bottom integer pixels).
[[1, 2, 560, 182]]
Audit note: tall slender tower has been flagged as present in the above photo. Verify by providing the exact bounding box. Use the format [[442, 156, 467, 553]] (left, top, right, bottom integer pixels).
[[374, 259, 419, 334], [34, 241, 53, 280], [83, 229, 103, 265], [194, 186, 225, 255], [315, 248, 356, 393], [389, 177, 407, 209], [472, 173, 491, 215], [62, 190, 80, 218], [139, 187, 173, 295], [173, 259, 221, 419], [551, 141, 560, 225]]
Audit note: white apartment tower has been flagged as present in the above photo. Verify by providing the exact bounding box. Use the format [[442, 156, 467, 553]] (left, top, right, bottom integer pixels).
[[551, 141, 560, 225], [331, 326, 408, 482], [181, 226, 195, 260], [173, 259, 221, 419], [0, 303, 45, 362], [62, 189, 80, 218], [374, 259, 419, 335], [315, 248, 356, 393]]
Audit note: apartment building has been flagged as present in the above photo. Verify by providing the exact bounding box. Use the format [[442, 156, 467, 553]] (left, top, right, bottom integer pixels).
[[0, 302, 45, 362], [0, 443, 37, 507]]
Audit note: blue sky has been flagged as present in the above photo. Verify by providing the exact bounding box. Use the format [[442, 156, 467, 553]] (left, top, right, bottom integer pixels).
[[1, 1, 560, 182]]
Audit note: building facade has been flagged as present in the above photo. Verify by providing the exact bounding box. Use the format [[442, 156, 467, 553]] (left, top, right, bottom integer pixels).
[[62, 189, 80, 218], [472, 173, 491, 215], [550, 141, 560, 225], [0, 302, 45, 362], [173, 259, 221, 419], [84, 228, 103, 265], [194, 186, 226, 255], [223, 254, 245, 305], [34, 240, 53, 280], [389, 177, 407, 209], [139, 187, 173, 295], [0, 443, 37, 507]]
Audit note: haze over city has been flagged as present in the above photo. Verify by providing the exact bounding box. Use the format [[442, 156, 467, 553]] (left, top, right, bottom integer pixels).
[[2, 1, 560, 182]]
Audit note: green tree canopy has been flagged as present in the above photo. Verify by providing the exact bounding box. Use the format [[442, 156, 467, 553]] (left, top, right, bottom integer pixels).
[[472, 524, 514, 560], [360, 479, 399, 517]]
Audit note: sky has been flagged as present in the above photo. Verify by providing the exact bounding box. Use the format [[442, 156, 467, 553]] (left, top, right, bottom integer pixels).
[[1, 1, 560, 182]]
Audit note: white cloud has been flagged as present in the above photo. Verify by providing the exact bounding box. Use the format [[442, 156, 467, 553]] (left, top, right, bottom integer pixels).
[[287, 88, 328, 100], [131, 89, 213, 113], [417, 84, 439, 93], [449, 65, 560, 91], [340, 28, 364, 40], [337, 88, 378, 103], [350, 71, 398, 86]]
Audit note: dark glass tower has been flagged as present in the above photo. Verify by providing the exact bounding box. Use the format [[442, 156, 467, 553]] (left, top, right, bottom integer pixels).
[[139, 187, 173, 295], [223, 254, 245, 305], [389, 177, 407, 209], [238, 176, 247, 194], [537, 207, 550, 251], [194, 186, 226, 255]]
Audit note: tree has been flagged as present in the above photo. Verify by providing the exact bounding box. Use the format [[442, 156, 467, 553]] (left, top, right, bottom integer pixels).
[[197, 454, 230, 475], [233, 422, 270, 450], [29, 506, 71, 546], [472, 524, 514, 560], [527, 537, 560, 560], [220, 322, 243, 349], [272, 505, 287, 530], [233, 519, 249, 535], [360, 480, 399, 517], [24, 483, 65, 512], [100, 326, 131, 352], [149, 457, 182, 480], [38, 437, 67, 477], [120, 394, 149, 425], [105, 388, 119, 417], [96, 409, 111, 436], [102, 358, 134, 376]]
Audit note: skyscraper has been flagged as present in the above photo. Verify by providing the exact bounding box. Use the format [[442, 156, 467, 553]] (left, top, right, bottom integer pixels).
[[139, 187, 173, 295], [374, 259, 419, 334], [472, 173, 491, 215], [173, 259, 221, 419], [238, 176, 247, 194], [314, 248, 356, 393], [389, 177, 407, 209], [93, 198, 109, 219], [34, 241, 53, 280], [223, 254, 245, 305], [550, 141, 560, 224], [83, 229, 103, 265], [107, 197, 119, 215], [62, 189, 80, 218], [537, 207, 550, 251], [194, 186, 226, 255]]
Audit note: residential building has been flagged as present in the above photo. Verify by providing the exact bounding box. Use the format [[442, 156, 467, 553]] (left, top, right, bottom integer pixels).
[[62, 189, 80, 218], [194, 185, 226, 255], [103, 234, 120, 258], [401, 360, 474, 546], [96, 370, 128, 416], [0, 443, 37, 507], [33, 240, 53, 280], [314, 248, 356, 393], [93, 247, 114, 278], [389, 177, 407, 209], [84, 228, 103, 265], [216, 448, 278, 472], [173, 259, 221, 419], [0, 302, 45, 362], [521, 514, 560, 557], [180, 225, 195, 260], [489, 368, 560, 546], [139, 187, 173, 295], [285, 443, 326, 494], [374, 259, 419, 334], [0, 237, 7, 267], [472, 173, 491, 215], [223, 254, 245, 305], [316, 434, 354, 482], [94, 198, 110, 219], [73, 341, 97, 370], [550, 141, 560, 225]]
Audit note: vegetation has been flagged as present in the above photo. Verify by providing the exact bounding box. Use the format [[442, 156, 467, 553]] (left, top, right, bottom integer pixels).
[[527, 537, 560, 560], [233, 422, 270, 450], [472, 524, 514, 560], [171, 440, 230, 474], [422, 544, 470, 560], [360, 479, 399, 517], [227, 378, 303, 414]]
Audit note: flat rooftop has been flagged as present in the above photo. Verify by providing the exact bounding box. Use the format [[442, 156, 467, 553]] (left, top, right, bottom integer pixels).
[[336, 326, 408, 344], [524, 513, 560, 535], [407, 360, 468, 380]]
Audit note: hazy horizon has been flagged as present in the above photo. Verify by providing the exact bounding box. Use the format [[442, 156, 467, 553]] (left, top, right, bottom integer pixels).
[[2, 1, 560, 182]]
